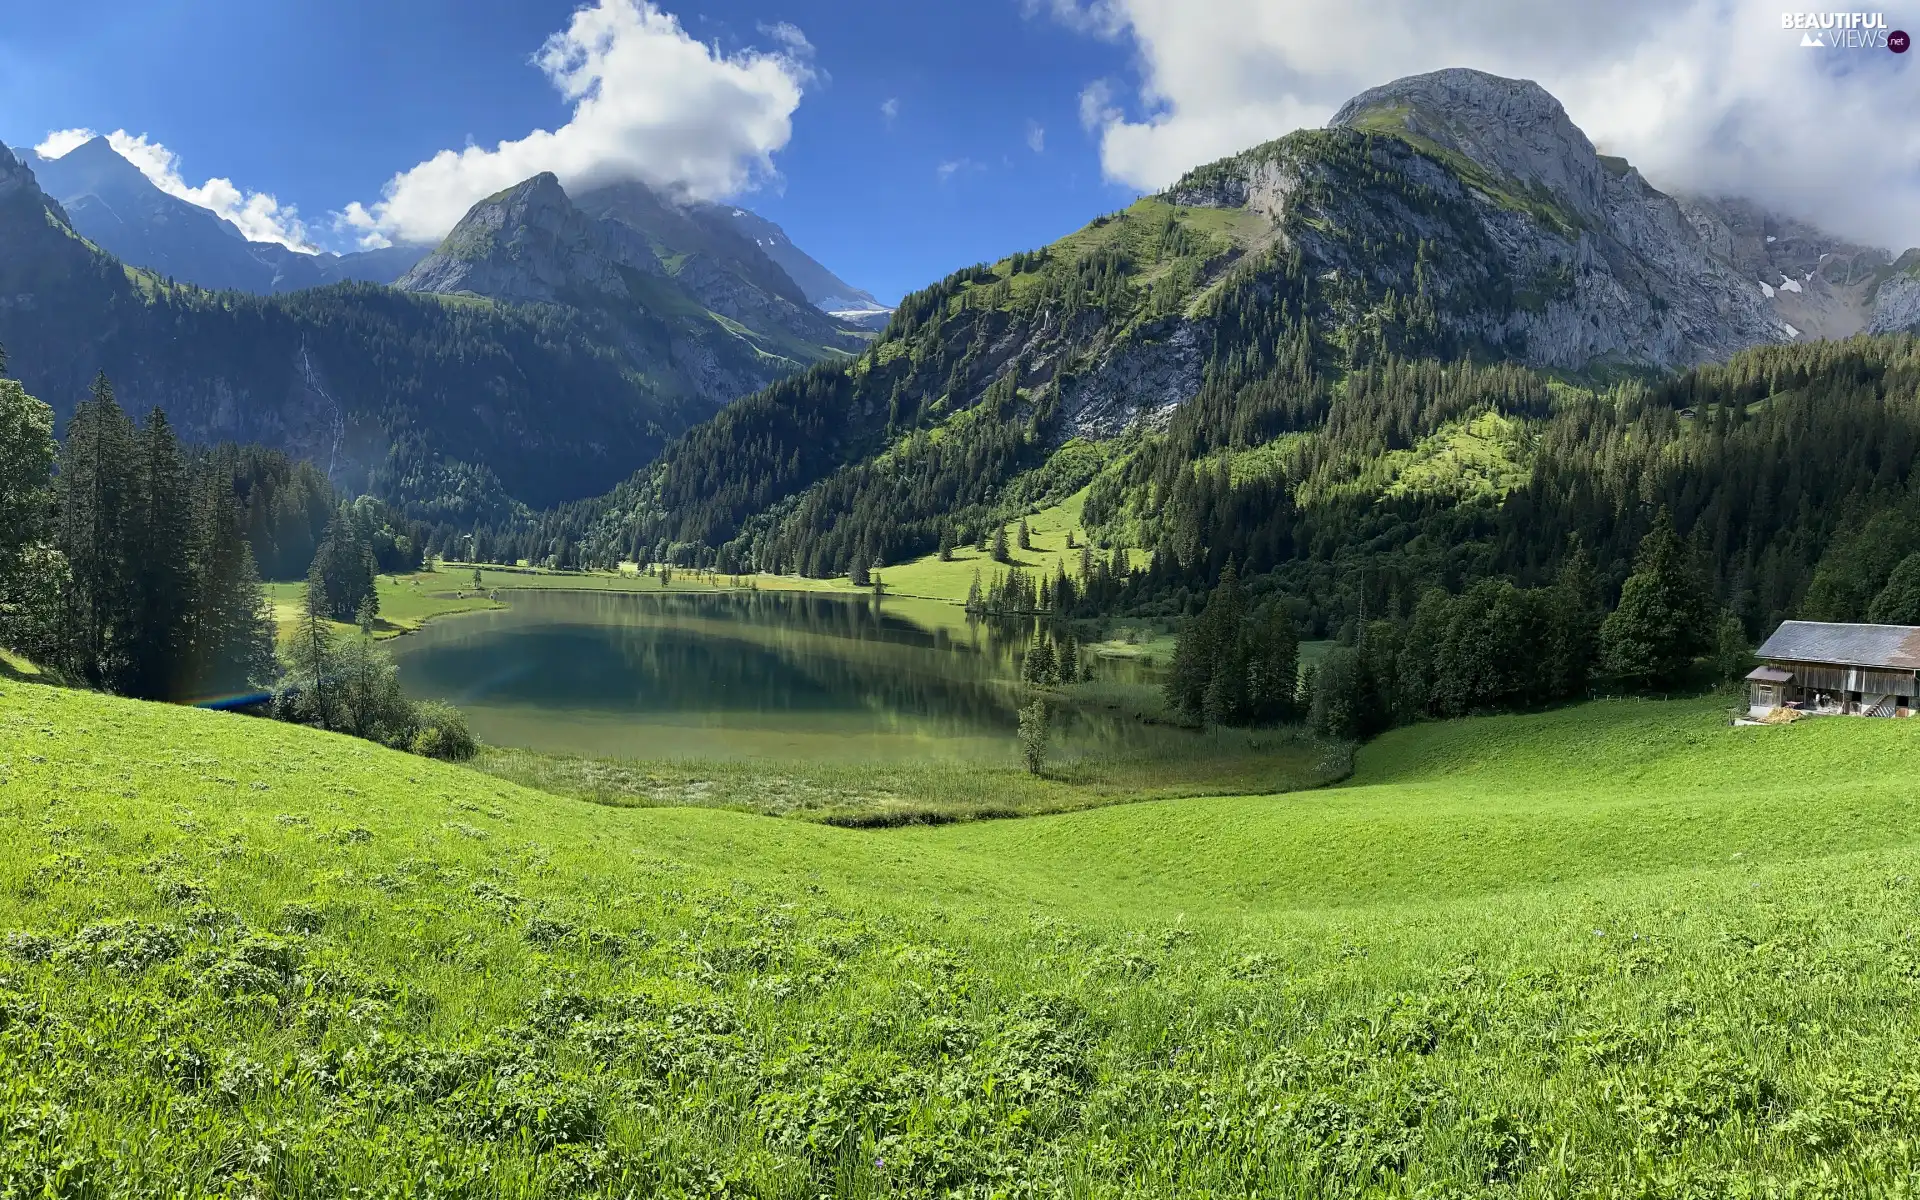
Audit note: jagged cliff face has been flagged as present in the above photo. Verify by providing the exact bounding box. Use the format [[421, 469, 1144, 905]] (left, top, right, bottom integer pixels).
[[1679, 195, 1920, 338], [1305, 71, 1774, 368]]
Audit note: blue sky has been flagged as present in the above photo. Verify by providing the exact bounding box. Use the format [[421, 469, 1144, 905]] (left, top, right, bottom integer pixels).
[[0, 0, 1144, 304], [4, 1, 1915, 305]]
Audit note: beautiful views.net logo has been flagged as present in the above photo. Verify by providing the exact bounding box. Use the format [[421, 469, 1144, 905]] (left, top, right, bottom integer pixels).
[[1780, 11, 1910, 50]]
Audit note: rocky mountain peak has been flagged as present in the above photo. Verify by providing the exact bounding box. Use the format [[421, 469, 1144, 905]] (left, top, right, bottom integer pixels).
[[396, 172, 655, 303], [1330, 67, 1610, 223], [41, 136, 153, 191]]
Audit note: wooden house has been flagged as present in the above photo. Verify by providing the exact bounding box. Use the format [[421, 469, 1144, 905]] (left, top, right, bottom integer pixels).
[[1747, 621, 1920, 718]]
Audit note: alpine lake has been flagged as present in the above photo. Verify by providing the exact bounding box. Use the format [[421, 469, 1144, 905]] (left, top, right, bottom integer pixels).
[[389, 587, 1164, 764]]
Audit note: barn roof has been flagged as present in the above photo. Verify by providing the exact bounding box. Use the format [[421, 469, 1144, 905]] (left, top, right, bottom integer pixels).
[[1755, 621, 1920, 670]]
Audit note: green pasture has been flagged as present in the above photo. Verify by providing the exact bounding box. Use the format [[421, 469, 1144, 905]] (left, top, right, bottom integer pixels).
[[10, 682, 1920, 1193], [264, 570, 505, 642]]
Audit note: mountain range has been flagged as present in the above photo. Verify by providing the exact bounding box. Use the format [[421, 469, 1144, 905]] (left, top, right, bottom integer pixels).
[[5, 68, 1919, 555], [562, 67, 1920, 574], [28, 135, 890, 332], [31, 136, 428, 293], [0, 139, 866, 516]]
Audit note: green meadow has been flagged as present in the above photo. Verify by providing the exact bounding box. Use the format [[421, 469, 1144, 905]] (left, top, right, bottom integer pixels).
[[10, 680, 1920, 1194]]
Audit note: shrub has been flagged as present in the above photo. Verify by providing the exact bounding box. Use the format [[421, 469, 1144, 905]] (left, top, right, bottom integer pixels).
[[411, 700, 478, 761], [1018, 699, 1051, 775]]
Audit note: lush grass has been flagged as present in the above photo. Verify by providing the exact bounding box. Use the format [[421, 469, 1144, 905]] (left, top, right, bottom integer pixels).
[[0, 647, 44, 681], [864, 490, 1146, 606], [476, 721, 1344, 827], [264, 570, 505, 642], [13, 683, 1920, 1193], [439, 490, 1140, 615]]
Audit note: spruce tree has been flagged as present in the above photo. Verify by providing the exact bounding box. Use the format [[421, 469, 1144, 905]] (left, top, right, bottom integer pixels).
[[1545, 540, 1601, 700], [991, 524, 1010, 563], [1017, 518, 1032, 551], [1600, 511, 1714, 690], [57, 375, 139, 689], [189, 474, 276, 701], [283, 564, 340, 730], [129, 409, 196, 699], [310, 506, 377, 621]]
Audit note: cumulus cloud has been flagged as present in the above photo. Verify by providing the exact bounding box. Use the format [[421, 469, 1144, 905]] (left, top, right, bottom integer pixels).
[[340, 0, 812, 248], [1039, 0, 1920, 250], [35, 127, 316, 251], [881, 97, 900, 127], [1027, 120, 1047, 153], [33, 128, 94, 159]]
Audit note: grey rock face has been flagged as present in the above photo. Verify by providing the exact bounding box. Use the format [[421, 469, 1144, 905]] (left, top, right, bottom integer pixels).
[[0, 142, 47, 206], [1316, 69, 1790, 369], [395, 173, 658, 302], [1871, 270, 1920, 333], [1060, 324, 1206, 440], [1332, 68, 1613, 225]]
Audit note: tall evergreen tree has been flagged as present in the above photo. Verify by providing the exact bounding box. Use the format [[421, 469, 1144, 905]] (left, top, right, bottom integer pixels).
[[282, 564, 340, 730], [309, 506, 378, 622], [1545, 540, 1602, 701], [128, 409, 197, 699], [1600, 511, 1714, 689], [57, 375, 139, 690], [189, 474, 276, 700]]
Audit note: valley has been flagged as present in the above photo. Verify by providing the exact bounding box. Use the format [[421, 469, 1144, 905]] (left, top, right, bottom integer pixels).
[[5, 42, 1920, 1197]]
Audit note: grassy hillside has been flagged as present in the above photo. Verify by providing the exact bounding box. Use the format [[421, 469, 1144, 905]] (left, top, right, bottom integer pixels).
[[11, 683, 1920, 1193], [264, 571, 506, 642]]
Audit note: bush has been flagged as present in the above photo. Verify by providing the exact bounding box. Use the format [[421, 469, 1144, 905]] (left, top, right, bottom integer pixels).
[[1017, 700, 1051, 775], [411, 700, 478, 761]]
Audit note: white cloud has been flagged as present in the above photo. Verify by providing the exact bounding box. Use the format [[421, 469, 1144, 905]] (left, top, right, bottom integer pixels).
[[1026, 120, 1047, 153], [1044, 0, 1920, 251], [36, 126, 316, 252], [340, 0, 812, 247], [881, 97, 900, 127], [33, 128, 95, 159]]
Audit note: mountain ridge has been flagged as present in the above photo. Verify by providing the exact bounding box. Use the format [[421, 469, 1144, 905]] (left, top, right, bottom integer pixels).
[[394, 171, 865, 403], [0, 140, 831, 517], [550, 67, 1920, 577], [33, 136, 431, 292]]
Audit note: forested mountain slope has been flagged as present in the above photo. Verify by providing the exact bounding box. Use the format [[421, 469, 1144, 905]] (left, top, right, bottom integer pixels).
[[0, 142, 844, 519], [531, 70, 1920, 640]]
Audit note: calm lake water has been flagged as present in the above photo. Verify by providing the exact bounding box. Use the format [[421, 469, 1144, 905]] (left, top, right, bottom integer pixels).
[[391, 589, 1155, 762]]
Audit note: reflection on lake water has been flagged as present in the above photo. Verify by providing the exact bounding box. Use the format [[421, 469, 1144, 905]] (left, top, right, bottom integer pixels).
[[391, 589, 1156, 762]]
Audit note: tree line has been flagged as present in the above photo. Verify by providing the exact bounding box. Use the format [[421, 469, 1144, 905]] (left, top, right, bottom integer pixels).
[[1168, 512, 1753, 741], [0, 355, 472, 759]]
